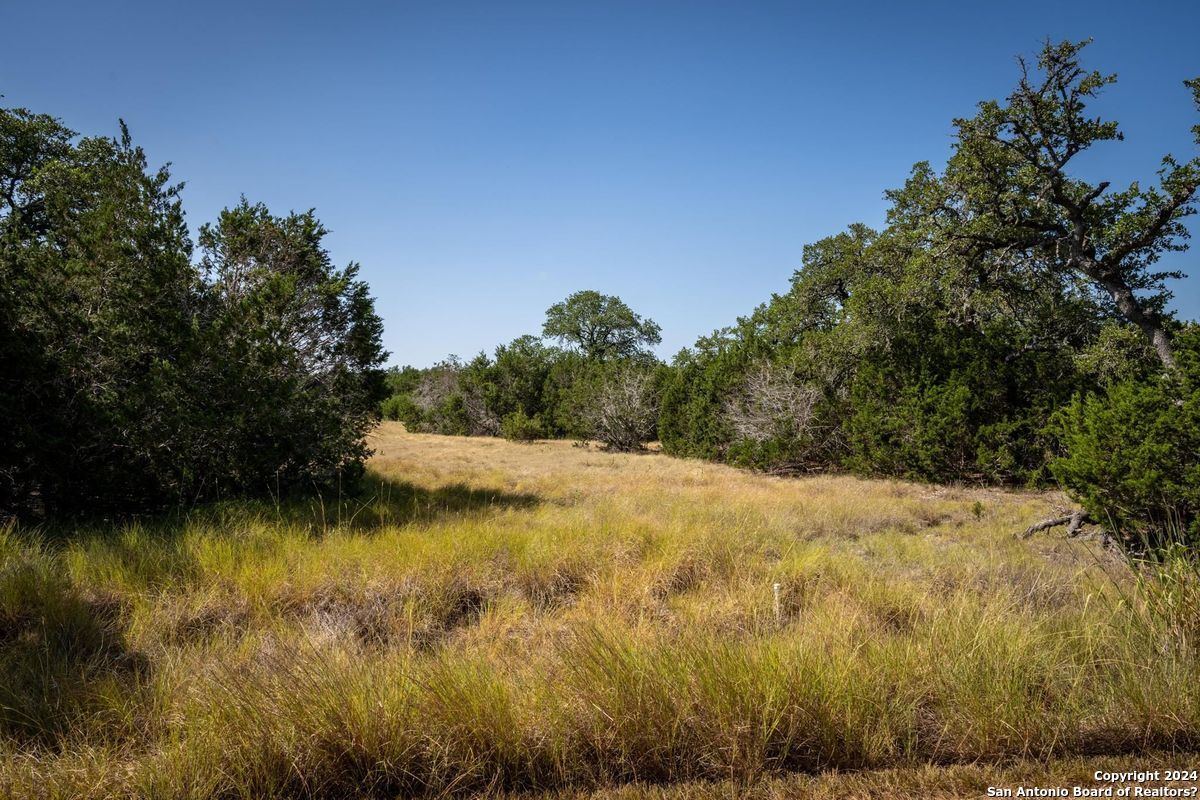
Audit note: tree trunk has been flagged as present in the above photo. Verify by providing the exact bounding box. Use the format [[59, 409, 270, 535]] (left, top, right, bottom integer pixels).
[[1094, 271, 1176, 370]]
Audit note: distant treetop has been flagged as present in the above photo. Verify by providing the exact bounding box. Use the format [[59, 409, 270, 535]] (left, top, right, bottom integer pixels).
[[541, 290, 661, 362]]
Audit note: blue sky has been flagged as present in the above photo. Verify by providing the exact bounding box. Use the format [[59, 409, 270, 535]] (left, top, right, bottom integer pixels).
[[4, 0, 1199, 366]]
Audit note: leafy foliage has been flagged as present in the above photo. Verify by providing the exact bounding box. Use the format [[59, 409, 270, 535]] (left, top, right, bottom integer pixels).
[[0, 106, 386, 518], [659, 40, 1198, 507], [191, 200, 388, 495], [542, 290, 662, 361], [1, 111, 199, 514], [500, 409, 547, 442], [383, 293, 665, 451], [942, 40, 1199, 370], [1052, 326, 1200, 546]]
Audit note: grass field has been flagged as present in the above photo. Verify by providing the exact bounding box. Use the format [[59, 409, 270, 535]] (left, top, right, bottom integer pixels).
[[1, 423, 1197, 798]]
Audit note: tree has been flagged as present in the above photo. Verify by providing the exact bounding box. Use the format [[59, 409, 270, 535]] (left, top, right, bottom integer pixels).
[[383, 365, 423, 403], [479, 335, 558, 424], [1052, 325, 1200, 546], [583, 363, 661, 451], [724, 363, 819, 444], [658, 41, 1181, 483], [1, 107, 75, 513], [195, 200, 388, 492], [542, 290, 662, 362], [942, 39, 1200, 369], [1, 110, 197, 514], [1, 100, 390, 518]]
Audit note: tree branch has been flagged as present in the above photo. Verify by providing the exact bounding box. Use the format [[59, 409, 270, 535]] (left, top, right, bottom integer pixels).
[[1019, 509, 1091, 539]]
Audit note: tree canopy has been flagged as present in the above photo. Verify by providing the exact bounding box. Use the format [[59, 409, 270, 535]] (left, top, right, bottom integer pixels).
[[660, 39, 1199, 506], [0, 106, 387, 518], [542, 289, 662, 361], [938, 39, 1200, 368]]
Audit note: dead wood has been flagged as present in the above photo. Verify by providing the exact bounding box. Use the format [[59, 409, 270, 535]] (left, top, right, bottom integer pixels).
[[1020, 510, 1092, 539]]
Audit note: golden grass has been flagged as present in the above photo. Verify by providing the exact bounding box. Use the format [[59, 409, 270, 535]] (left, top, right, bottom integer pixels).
[[0, 423, 1196, 798]]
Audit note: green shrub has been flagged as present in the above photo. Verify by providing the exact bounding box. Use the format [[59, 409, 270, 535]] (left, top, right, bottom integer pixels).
[[380, 395, 404, 421], [500, 410, 546, 442], [1052, 327, 1200, 546], [381, 394, 423, 425]]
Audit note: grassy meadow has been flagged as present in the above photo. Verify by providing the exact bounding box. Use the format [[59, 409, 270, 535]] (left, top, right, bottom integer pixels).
[[1, 422, 1197, 798]]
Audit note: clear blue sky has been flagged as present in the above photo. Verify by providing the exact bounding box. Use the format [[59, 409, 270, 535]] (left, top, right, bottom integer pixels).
[[5, 0, 1199, 367]]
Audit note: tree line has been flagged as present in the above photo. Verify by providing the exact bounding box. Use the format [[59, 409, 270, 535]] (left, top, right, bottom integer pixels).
[[3, 39, 1198, 543], [385, 41, 1200, 546], [382, 290, 667, 450]]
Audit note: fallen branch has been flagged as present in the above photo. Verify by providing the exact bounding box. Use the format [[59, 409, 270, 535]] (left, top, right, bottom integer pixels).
[[1020, 510, 1091, 539]]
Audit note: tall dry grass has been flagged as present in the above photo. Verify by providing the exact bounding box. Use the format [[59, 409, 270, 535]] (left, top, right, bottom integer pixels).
[[0, 423, 1196, 798]]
